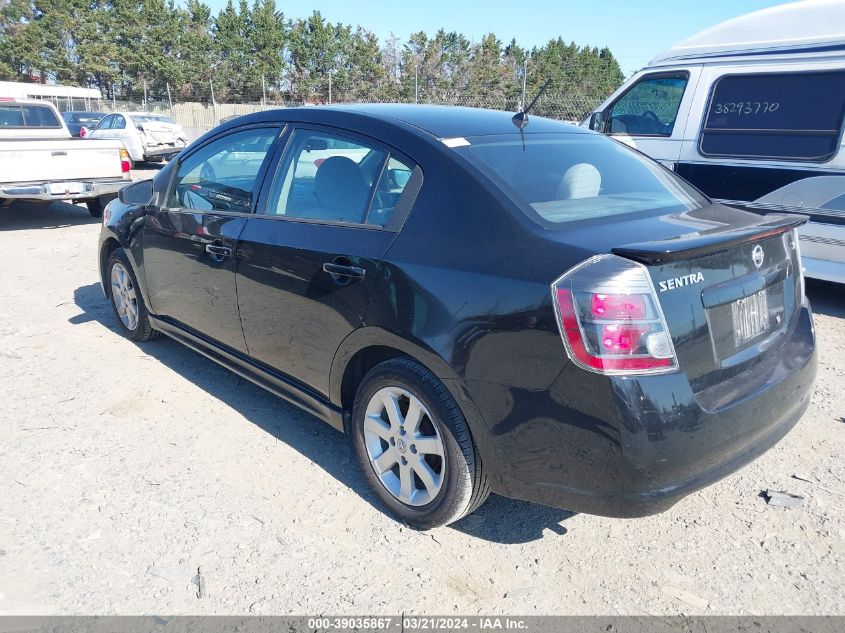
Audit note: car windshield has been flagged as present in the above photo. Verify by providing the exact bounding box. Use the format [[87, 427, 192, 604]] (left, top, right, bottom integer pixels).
[[131, 114, 176, 125], [454, 133, 707, 225]]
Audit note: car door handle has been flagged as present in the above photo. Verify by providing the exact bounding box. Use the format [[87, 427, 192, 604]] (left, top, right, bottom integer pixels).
[[322, 262, 366, 279], [206, 244, 232, 258]]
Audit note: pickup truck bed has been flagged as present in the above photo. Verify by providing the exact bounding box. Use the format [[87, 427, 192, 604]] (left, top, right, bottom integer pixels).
[[0, 98, 131, 216]]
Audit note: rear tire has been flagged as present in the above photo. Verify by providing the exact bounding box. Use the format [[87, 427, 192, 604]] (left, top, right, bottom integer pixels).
[[86, 198, 104, 218], [106, 248, 158, 342], [351, 358, 489, 529]]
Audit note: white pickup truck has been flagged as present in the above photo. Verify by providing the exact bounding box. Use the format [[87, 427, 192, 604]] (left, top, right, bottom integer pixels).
[[0, 98, 131, 217]]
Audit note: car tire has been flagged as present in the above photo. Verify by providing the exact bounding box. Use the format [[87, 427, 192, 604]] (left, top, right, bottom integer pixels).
[[86, 198, 104, 218], [106, 248, 158, 342], [351, 358, 490, 529]]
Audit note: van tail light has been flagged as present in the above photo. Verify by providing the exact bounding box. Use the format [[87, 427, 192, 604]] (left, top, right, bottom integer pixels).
[[119, 148, 132, 178], [551, 254, 678, 375]]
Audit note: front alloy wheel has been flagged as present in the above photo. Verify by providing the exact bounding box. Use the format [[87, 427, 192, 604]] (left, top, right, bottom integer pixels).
[[110, 261, 139, 331], [106, 248, 158, 342]]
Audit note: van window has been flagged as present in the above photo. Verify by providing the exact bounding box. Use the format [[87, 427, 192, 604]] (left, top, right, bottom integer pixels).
[[605, 73, 689, 136], [700, 70, 845, 162]]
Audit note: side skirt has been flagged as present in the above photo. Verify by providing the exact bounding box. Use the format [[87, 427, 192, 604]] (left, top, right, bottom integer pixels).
[[149, 315, 345, 432]]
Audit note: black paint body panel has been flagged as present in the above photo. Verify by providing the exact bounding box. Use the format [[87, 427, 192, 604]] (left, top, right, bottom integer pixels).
[[98, 105, 817, 518]]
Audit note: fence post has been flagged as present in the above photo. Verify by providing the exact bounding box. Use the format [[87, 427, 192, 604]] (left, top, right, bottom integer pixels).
[[209, 79, 218, 126], [143, 80, 148, 111], [520, 53, 529, 111], [112, 83, 116, 111], [166, 82, 173, 116], [261, 75, 267, 109], [328, 70, 332, 104]]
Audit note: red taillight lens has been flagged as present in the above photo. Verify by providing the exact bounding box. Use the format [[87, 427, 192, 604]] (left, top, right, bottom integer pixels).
[[314, 158, 326, 168], [119, 148, 131, 175], [80, 127, 87, 138], [591, 293, 646, 320], [552, 255, 677, 375], [601, 323, 649, 354]]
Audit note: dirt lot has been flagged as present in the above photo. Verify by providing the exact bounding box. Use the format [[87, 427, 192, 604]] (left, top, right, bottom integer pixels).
[[1, 184, 843, 616]]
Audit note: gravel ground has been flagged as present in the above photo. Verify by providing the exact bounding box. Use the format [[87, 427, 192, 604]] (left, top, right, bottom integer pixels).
[[0, 182, 843, 616]]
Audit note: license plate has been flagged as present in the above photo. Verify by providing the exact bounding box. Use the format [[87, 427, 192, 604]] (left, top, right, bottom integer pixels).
[[48, 182, 83, 195], [731, 289, 771, 347]]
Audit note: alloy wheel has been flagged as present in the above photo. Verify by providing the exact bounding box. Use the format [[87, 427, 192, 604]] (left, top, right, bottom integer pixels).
[[362, 386, 445, 506], [110, 262, 139, 331]]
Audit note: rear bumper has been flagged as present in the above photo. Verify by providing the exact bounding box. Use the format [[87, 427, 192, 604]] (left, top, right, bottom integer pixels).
[[142, 142, 186, 159], [0, 178, 128, 202], [468, 304, 817, 517]]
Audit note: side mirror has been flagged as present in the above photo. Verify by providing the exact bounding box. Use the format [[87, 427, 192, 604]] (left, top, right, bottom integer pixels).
[[119, 179, 154, 206], [588, 111, 607, 133]]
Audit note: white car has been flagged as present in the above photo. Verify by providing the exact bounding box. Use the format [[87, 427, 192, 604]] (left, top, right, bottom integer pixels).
[[85, 112, 188, 165]]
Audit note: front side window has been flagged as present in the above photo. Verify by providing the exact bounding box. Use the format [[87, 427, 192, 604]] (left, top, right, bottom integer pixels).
[[455, 133, 707, 225], [0, 104, 61, 128], [265, 129, 413, 226], [606, 73, 688, 137], [112, 115, 126, 130], [169, 127, 279, 212], [700, 70, 845, 162]]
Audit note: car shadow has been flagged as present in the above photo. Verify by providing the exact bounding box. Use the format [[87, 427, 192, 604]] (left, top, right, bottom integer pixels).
[[806, 279, 844, 319], [70, 282, 574, 544], [0, 200, 98, 230]]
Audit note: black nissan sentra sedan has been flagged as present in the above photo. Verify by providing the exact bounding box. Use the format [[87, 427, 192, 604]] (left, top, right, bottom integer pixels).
[[98, 105, 817, 529]]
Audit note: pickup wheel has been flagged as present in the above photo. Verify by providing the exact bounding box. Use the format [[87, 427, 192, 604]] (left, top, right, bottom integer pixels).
[[351, 358, 490, 529], [106, 248, 158, 342], [86, 198, 104, 218]]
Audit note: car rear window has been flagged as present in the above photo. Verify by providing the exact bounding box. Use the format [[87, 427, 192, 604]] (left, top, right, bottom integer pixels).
[[454, 133, 706, 225], [700, 70, 845, 162], [132, 114, 177, 125], [0, 104, 62, 128]]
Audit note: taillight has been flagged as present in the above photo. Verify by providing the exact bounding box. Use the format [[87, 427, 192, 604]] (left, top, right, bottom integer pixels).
[[119, 148, 131, 176], [80, 126, 87, 138], [551, 254, 678, 375], [788, 228, 805, 303]]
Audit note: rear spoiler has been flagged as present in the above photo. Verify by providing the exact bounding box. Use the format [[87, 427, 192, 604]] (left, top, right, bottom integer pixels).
[[612, 213, 808, 265]]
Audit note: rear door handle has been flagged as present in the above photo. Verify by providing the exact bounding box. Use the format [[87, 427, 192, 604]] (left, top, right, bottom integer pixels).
[[206, 244, 232, 258], [322, 262, 366, 279]]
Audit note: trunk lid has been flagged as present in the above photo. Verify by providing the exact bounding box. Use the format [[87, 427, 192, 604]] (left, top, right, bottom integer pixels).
[[137, 121, 185, 144], [554, 204, 807, 405]]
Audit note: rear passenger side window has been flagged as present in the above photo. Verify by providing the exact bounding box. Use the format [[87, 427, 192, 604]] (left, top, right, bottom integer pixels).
[[265, 129, 413, 227], [169, 127, 279, 212]]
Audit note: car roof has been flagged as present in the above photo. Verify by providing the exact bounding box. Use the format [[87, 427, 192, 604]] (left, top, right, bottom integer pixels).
[[230, 104, 588, 141], [316, 104, 588, 139]]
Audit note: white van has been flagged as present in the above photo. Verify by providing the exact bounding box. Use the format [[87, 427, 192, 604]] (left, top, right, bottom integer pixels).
[[584, 0, 845, 283]]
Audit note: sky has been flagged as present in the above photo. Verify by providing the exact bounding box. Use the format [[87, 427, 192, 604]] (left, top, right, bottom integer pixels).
[[202, 0, 792, 76]]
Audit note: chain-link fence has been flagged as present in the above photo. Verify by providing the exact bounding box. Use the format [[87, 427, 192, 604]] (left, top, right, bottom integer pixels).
[[45, 86, 607, 140]]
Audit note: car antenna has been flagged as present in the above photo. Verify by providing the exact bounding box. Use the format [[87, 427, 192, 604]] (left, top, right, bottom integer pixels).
[[512, 77, 552, 131], [512, 77, 551, 150]]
